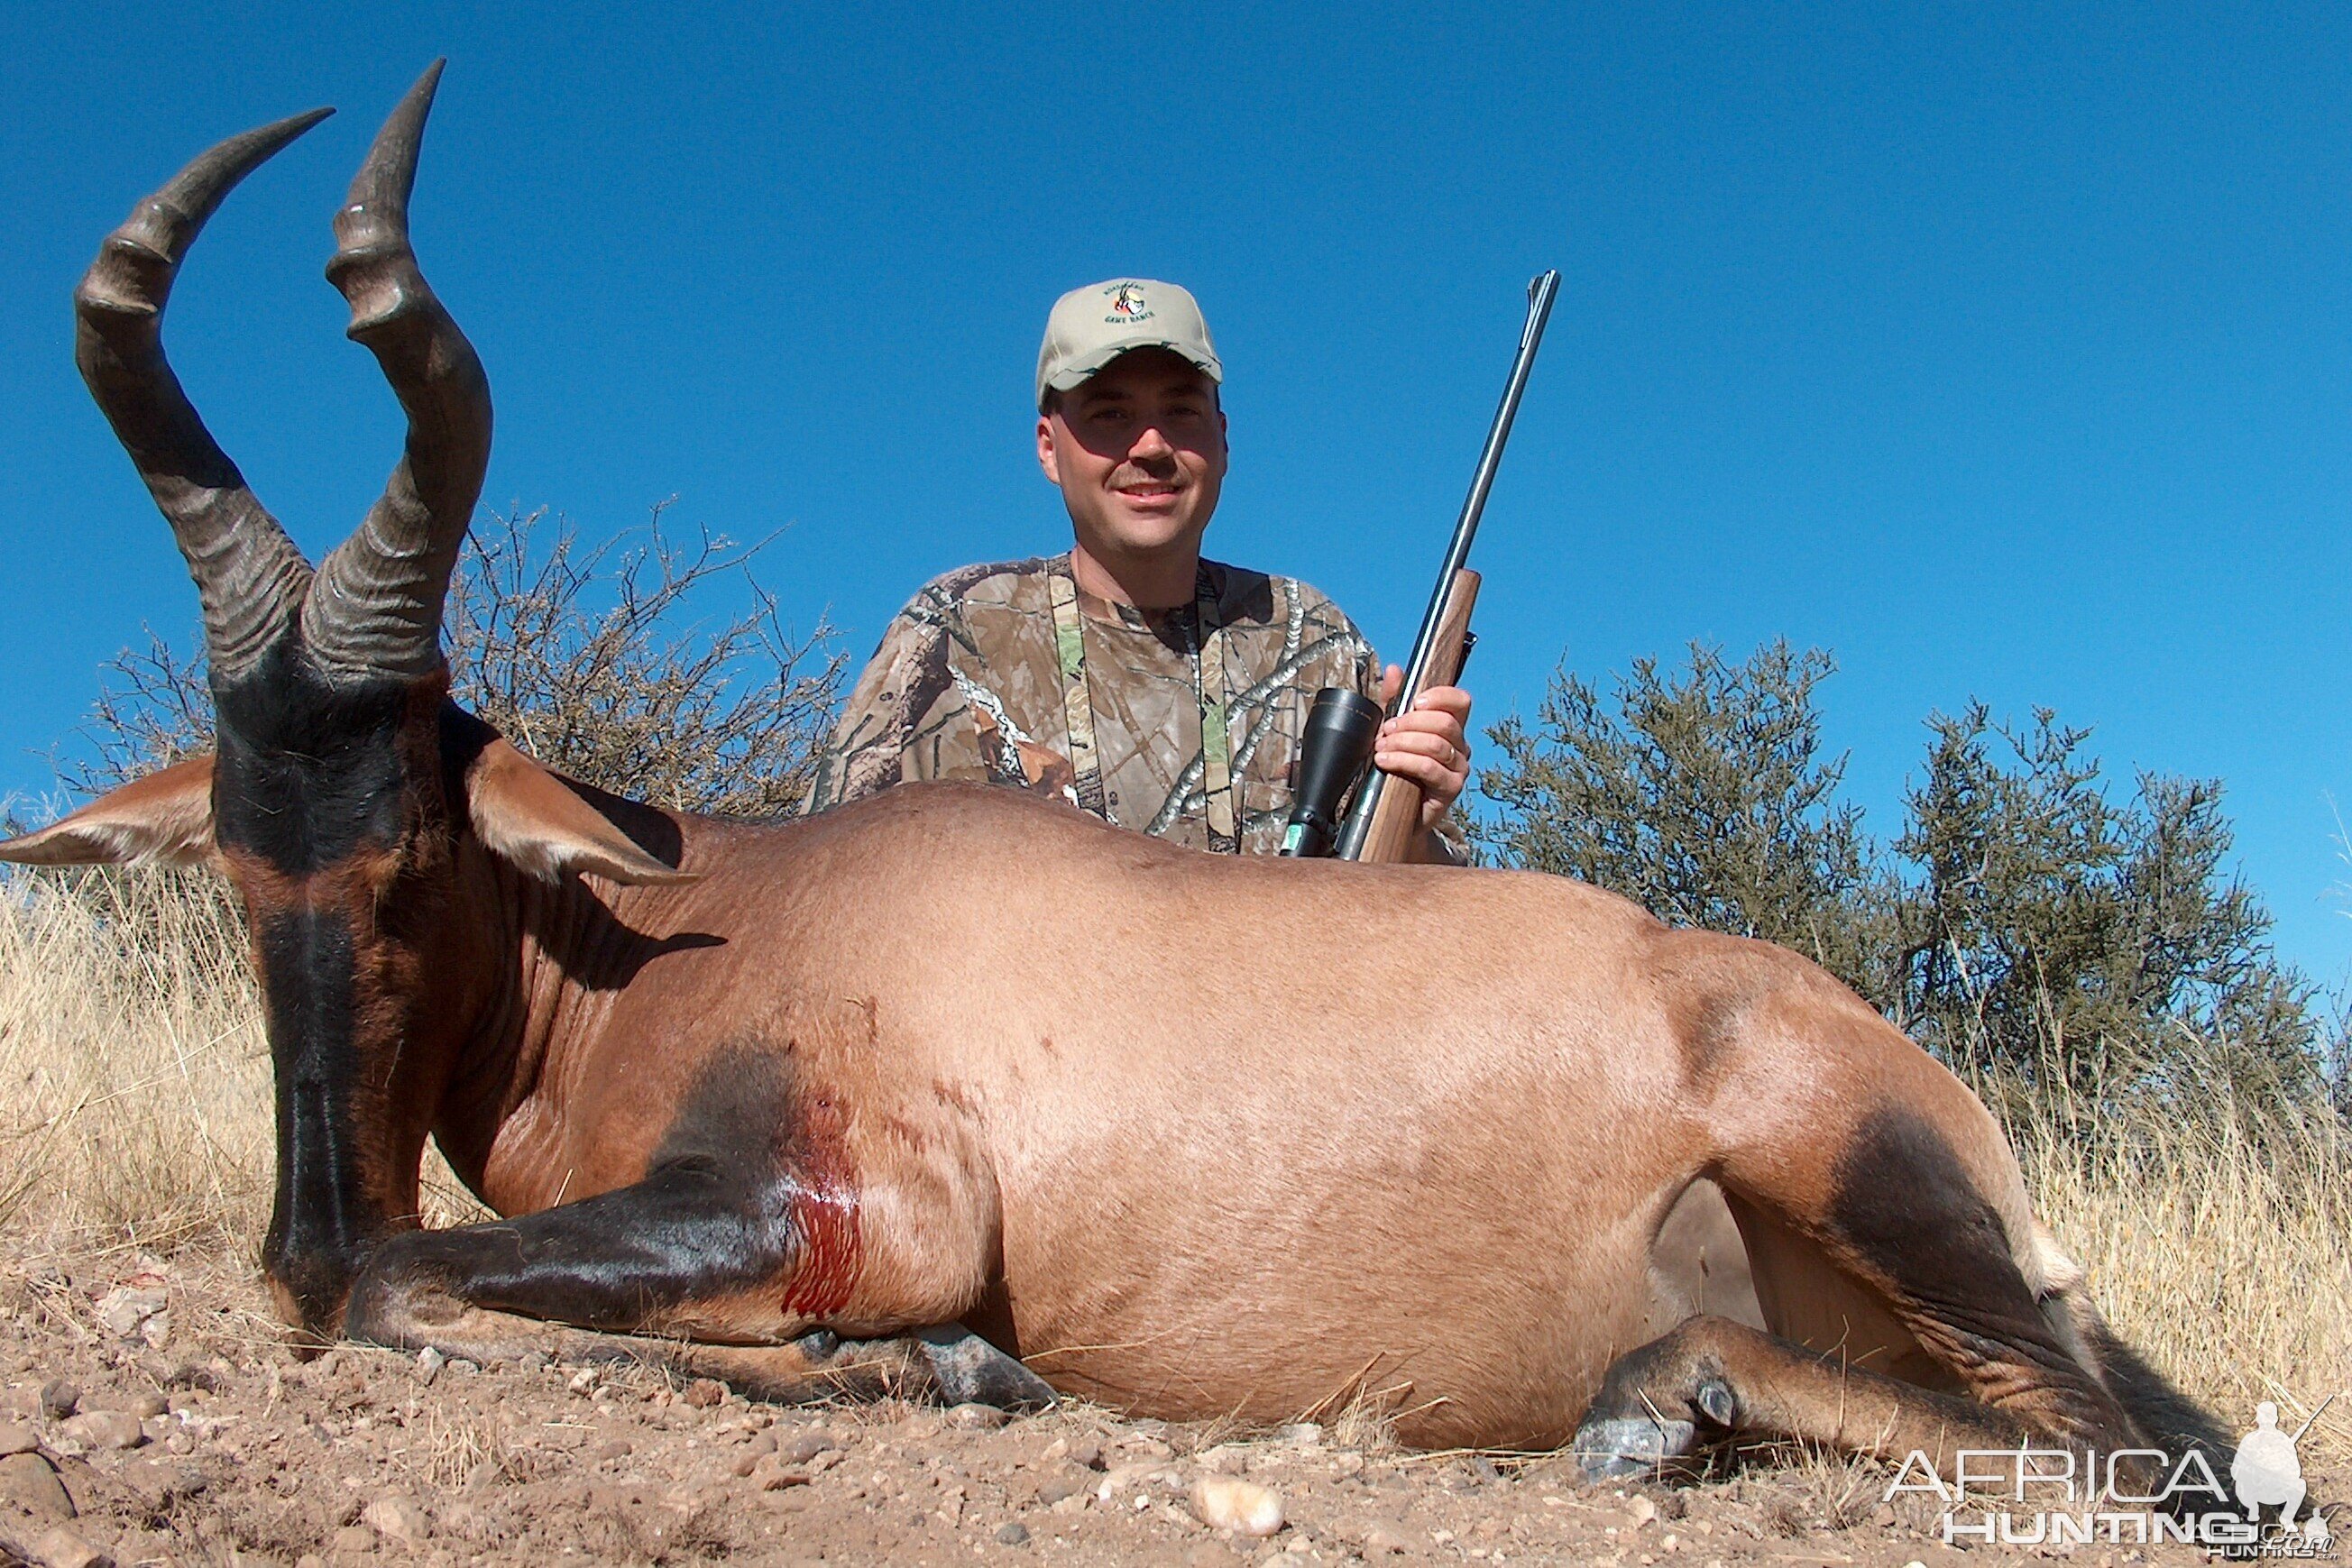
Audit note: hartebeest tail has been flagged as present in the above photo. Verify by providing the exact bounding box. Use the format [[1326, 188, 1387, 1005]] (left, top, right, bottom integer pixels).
[[6, 67, 2228, 1499]]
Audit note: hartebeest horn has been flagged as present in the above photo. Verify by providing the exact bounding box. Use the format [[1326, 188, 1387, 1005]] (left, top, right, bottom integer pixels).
[[74, 107, 333, 683], [302, 60, 492, 681]]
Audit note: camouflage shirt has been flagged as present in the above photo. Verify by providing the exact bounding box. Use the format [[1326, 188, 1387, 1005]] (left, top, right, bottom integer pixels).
[[802, 554, 1385, 855]]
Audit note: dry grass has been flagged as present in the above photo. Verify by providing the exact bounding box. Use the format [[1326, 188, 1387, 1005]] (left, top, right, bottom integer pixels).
[[0, 864, 2340, 1463], [0, 867, 266, 1251], [2013, 1098, 2352, 1453], [0, 866, 485, 1255], [389, 1396, 546, 1490]]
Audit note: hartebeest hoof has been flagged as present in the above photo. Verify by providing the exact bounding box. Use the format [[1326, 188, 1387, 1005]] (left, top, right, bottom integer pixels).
[[1571, 1316, 1743, 1481], [914, 1325, 1060, 1411]]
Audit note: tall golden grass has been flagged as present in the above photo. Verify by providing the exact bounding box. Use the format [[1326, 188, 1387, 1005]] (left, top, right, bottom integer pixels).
[[0, 865, 2341, 1454], [0, 866, 486, 1252], [2007, 1088, 2352, 1453]]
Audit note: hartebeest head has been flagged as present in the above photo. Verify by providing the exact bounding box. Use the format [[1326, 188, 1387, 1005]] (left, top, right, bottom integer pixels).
[[0, 65, 688, 1333]]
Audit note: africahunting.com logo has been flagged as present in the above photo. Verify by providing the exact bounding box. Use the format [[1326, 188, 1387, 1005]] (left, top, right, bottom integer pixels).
[[1884, 1399, 2338, 1556]]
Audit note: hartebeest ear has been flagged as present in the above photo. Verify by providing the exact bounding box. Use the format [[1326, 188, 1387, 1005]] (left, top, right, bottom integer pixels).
[[0, 756, 218, 868], [464, 738, 696, 886]]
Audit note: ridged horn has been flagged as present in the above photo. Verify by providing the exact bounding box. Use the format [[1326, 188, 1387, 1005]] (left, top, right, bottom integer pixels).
[[75, 107, 333, 683], [302, 60, 492, 682]]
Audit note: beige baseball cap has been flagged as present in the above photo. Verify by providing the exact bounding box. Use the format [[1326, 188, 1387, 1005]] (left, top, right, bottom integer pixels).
[[1035, 279, 1224, 409]]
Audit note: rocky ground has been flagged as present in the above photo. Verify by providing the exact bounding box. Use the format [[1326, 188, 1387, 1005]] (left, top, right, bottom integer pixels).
[[0, 1248, 2326, 1568]]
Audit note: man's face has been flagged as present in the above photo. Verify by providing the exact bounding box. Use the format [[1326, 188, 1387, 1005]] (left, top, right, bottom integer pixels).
[[1037, 348, 1228, 567]]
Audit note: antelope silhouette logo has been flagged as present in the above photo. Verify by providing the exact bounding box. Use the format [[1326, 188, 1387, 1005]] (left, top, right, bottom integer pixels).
[[1106, 280, 1151, 320]]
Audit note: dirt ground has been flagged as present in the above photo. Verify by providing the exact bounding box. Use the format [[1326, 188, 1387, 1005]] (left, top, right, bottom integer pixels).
[[0, 1247, 2329, 1568]]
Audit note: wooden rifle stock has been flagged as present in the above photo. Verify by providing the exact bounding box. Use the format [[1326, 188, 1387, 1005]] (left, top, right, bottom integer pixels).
[[1352, 568, 1479, 864]]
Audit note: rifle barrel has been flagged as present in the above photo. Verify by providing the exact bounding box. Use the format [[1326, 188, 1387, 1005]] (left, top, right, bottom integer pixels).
[[1335, 269, 1558, 860]]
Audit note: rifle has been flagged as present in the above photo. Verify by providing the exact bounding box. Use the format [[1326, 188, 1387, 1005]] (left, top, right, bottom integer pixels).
[[1281, 269, 1559, 861]]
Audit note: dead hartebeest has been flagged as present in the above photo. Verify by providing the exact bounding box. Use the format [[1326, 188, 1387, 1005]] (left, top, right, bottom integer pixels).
[[6, 66, 2224, 1489]]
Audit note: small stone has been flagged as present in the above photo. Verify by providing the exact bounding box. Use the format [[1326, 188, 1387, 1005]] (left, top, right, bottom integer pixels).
[[567, 1368, 597, 1396], [58, 1411, 143, 1452], [753, 1457, 811, 1492], [446, 1358, 479, 1375], [947, 1402, 1008, 1431], [95, 1288, 168, 1343], [362, 1494, 430, 1544], [128, 1393, 167, 1420], [297, 1555, 325, 1568], [115, 1459, 202, 1506], [1362, 1525, 1411, 1555], [28, 1524, 111, 1568], [38, 1382, 78, 1420], [995, 1521, 1031, 1545], [0, 1452, 75, 1525], [0, 1423, 37, 1456], [1190, 1476, 1284, 1537], [329, 1524, 375, 1554], [439, 1498, 493, 1540], [1628, 1494, 1658, 1527], [1275, 1423, 1322, 1446], [1036, 1469, 1091, 1506], [683, 1379, 726, 1408], [1066, 1435, 1104, 1470], [778, 1430, 835, 1463], [1098, 1459, 1163, 1498], [593, 1440, 631, 1462], [415, 1346, 445, 1386], [517, 1351, 548, 1374], [161, 1359, 222, 1394]]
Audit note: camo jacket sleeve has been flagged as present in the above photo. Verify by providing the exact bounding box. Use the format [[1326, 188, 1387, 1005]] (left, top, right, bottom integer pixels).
[[799, 564, 1019, 813]]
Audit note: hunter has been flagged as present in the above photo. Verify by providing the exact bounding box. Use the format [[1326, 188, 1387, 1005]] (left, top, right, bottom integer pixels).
[[802, 279, 1474, 861]]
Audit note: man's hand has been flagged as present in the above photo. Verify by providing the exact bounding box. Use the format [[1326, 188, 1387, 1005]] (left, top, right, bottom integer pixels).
[[1374, 665, 1473, 841]]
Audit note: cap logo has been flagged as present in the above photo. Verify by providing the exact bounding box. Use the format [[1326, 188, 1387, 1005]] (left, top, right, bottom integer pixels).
[[1104, 281, 1154, 325]]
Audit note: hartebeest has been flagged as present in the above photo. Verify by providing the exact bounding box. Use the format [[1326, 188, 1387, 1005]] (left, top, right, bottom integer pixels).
[[6, 65, 2224, 1487]]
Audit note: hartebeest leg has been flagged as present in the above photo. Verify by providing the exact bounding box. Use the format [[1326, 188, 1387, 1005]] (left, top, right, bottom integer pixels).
[[346, 1297, 929, 1403], [1576, 1100, 2154, 1487], [342, 1177, 1056, 1409], [1572, 1313, 2045, 1478]]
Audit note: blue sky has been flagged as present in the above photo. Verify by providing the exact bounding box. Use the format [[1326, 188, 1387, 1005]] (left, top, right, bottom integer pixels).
[[3, 4, 2346, 985]]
